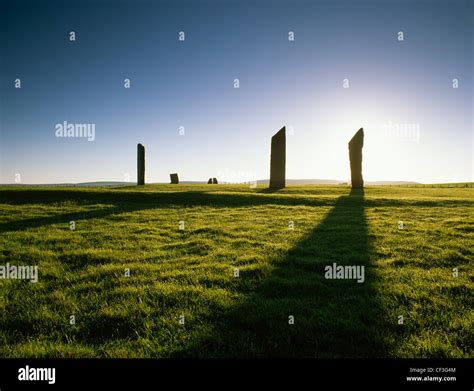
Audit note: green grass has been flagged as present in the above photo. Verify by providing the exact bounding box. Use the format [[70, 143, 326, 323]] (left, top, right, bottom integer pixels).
[[0, 184, 472, 358]]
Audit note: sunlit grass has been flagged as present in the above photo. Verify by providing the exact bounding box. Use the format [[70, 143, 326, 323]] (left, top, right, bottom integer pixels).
[[0, 184, 472, 357]]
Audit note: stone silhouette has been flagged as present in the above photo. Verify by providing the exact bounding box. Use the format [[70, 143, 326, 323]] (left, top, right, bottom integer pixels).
[[269, 126, 286, 188], [208, 178, 213, 184], [137, 143, 145, 186], [348, 128, 364, 188], [212, 178, 218, 184], [170, 173, 179, 184]]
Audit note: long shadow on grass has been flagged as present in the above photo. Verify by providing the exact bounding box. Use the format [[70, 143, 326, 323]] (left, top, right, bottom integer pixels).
[[175, 189, 390, 357], [1, 188, 469, 208], [0, 205, 144, 233], [1, 188, 469, 234], [0, 191, 336, 234]]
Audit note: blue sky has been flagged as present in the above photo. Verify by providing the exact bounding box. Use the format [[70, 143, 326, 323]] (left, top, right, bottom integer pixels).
[[0, 0, 472, 184]]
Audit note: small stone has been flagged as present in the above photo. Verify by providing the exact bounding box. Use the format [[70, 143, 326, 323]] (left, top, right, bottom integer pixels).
[[170, 173, 179, 184]]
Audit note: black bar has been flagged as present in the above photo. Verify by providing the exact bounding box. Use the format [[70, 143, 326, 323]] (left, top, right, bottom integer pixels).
[[0, 359, 471, 390]]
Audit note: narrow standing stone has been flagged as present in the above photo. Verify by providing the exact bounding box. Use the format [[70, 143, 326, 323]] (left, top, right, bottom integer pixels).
[[269, 127, 286, 188], [137, 143, 145, 186], [212, 178, 218, 184], [348, 128, 364, 188], [207, 178, 212, 184]]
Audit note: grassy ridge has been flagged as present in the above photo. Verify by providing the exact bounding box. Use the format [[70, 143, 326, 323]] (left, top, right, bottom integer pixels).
[[390, 182, 474, 188], [0, 185, 472, 357]]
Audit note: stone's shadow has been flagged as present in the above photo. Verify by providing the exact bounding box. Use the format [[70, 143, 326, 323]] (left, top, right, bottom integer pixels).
[[0, 205, 142, 234], [0, 190, 335, 234], [0, 188, 470, 234], [2, 188, 468, 208], [257, 187, 282, 194], [173, 188, 391, 357]]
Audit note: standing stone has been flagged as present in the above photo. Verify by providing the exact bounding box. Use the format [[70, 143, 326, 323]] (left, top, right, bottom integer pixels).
[[348, 128, 364, 188], [212, 178, 218, 184], [170, 173, 179, 184], [207, 178, 213, 184], [137, 143, 145, 186], [269, 126, 286, 188]]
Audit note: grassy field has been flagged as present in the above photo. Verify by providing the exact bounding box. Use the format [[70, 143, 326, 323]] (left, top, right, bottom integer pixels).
[[0, 184, 472, 358]]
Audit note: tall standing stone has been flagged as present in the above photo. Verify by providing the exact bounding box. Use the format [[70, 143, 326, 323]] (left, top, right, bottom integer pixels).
[[208, 178, 213, 184], [170, 173, 179, 184], [137, 143, 145, 186], [269, 126, 286, 188], [212, 178, 218, 184], [348, 128, 364, 188]]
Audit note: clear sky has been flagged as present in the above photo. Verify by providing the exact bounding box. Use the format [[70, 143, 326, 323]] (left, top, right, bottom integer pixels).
[[0, 0, 472, 184]]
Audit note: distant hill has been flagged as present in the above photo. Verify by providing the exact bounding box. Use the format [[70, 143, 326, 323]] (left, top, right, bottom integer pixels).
[[0, 181, 134, 187], [255, 179, 342, 185], [254, 179, 421, 186], [364, 181, 421, 186], [1, 179, 424, 186]]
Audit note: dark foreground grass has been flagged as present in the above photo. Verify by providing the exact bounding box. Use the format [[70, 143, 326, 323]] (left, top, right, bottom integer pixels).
[[0, 184, 472, 357]]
